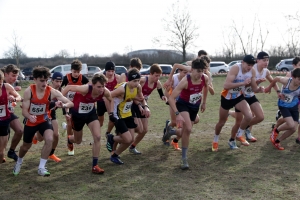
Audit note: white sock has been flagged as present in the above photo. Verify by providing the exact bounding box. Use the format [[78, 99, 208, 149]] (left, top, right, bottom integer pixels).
[[17, 157, 23, 164], [236, 128, 245, 137], [38, 158, 47, 169], [213, 134, 219, 142]]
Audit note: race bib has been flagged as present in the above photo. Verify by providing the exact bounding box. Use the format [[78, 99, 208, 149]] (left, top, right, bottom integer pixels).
[[123, 101, 133, 113], [244, 86, 254, 96], [67, 91, 76, 101], [29, 103, 46, 115], [189, 93, 202, 104], [283, 94, 293, 103], [229, 87, 242, 94], [0, 105, 6, 117], [79, 102, 94, 114]]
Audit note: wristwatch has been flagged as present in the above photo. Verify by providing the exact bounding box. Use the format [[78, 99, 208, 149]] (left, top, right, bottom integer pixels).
[[175, 111, 180, 116]]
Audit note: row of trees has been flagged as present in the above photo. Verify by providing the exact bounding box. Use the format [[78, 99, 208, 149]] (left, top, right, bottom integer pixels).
[[2, 1, 300, 68]]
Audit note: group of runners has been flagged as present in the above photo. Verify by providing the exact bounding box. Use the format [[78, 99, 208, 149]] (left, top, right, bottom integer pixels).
[[1, 50, 300, 175]]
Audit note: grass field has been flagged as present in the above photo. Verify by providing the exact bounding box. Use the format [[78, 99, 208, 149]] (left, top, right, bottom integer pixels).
[[1, 76, 300, 200]]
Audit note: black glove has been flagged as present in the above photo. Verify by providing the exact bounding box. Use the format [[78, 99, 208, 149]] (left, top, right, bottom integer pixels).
[[109, 113, 117, 123]]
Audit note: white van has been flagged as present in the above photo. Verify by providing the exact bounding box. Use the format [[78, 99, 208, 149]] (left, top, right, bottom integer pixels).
[[50, 63, 88, 77]]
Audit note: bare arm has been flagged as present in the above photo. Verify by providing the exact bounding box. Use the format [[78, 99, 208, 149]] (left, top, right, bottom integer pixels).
[[22, 87, 36, 122], [61, 85, 89, 96], [265, 70, 280, 92], [164, 63, 191, 88], [5, 84, 22, 102], [103, 88, 113, 113], [223, 65, 250, 90]]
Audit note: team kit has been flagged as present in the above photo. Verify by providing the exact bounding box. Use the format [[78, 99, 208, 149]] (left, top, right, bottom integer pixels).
[[1, 50, 300, 176]]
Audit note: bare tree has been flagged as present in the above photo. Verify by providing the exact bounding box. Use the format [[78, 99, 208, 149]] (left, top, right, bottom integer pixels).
[[281, 12, 300, 57], [153, 0, 199, 62], [3, 31, 27, 67], [54, 49, 70, 58]]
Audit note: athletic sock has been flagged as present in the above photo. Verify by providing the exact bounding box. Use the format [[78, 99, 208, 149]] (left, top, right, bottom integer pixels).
[[213, 134, 219, 142], [112, 153, 119, 157], [92, 157, 98, 166], [182, 147, 188, 159], [229, 138, 235, 142], [17, 157, 23, 164], [236, 128, 245, 137], [38, 158, 47, 169], [49, 149, 55, 156]]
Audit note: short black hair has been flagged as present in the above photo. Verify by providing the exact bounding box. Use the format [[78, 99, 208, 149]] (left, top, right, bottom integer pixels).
[[293, 56, 300, 66], [198, 50, 208, 57], [33, 66, 51, 79], [192, 59, 208, 70]]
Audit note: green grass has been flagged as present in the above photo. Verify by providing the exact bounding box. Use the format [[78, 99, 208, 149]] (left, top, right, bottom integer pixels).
[[1, 76, 300, 200]]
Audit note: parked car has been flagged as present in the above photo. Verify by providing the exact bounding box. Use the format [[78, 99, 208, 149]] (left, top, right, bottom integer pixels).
[[95, 66, 127, 75], [50, 63, 88, 77], [22, 67, 33, 80], [209, 62, 229, 73], [18, 71, 25, 80], [227, 60, 242, 69], [140, 68, 150, 75], [158, 64, 173, 74], [142, 64, 151, 69], [275, 58, 294, 71], [88, 66, 101, 76]]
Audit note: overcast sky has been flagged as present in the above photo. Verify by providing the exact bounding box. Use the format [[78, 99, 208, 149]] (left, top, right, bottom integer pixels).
[[0, 0, 299, 58]]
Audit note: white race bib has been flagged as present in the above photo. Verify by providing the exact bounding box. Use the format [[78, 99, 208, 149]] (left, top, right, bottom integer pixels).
[[189, 93, 202, 104], [123, 101, 133, 113], [229, 87, 242, 94], [0, 105, 6, 117], [67, 91, 76, 101], [79, 102, 94, 114], [244, 86, 254, 96], [283, 94, 293, 103], [29, 103, 46, 115]]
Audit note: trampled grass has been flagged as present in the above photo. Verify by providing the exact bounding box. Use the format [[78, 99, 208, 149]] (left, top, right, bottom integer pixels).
[[1, 76, 300, 200]]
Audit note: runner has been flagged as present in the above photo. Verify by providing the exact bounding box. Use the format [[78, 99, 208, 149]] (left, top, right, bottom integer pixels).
[[96, 61, 120, 137], [61, 59, 89, 156], [13, 66, 73, 176], [129, 64, 166, 154], [62, 73, 112, 174], [106, 68, 150, 164], [265, 68, 300, 150], [0, 70, 22, 164], [32, 72, 64, 163], [163, 58, 208, 169], [2, 64, 24, 161], [211, 55, 264, 151]]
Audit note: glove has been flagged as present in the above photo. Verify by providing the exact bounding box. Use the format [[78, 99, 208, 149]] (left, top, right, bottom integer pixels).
[[109, 113, 117, 123]]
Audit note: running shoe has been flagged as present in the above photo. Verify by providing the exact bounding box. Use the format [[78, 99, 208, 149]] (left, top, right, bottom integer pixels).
[[212, 142, 219, 152], [92, 165, 104, 174], [245, 129, 257, 142], [61, 122, 67, 136], [129, 147, 141, 154], [110, 156, 124, 164], [67, 135, 74, 156], [32, 135, 38, 144], [162, 120, 170, 142], [13, 162, 22, 176], [38, 168, 50, 176], [272, 142, 284, 150], [162, 123, 173, 143], [171, 140, 181, 151], [236, 136, 250, 146], [48, 154, 61, 163], [181, 158, 189, 170], [106, 134, 114, 152], [7, 150, 18, 161], [270, 128, 279, 144], [296, 138, 300, 144], [228, 140, 238, 149]]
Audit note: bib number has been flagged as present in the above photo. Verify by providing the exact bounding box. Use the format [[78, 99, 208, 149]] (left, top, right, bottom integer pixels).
[[123, 101, 133, 113], [67, 91, 76, 101], [283, 94, 293, 103], [189, 93, 202, 104], [229, 87, 242, 94], [244, 86, 254, 96], [79, 102, 94, 114], [0, 105, 6, 117], [29, 103, 46, 115]]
